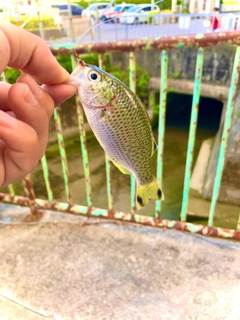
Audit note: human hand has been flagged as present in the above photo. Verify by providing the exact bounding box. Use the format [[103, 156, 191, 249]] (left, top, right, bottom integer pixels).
[[0, 21, 77, 188]]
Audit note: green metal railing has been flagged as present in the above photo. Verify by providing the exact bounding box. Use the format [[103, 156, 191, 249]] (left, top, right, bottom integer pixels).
[[180, 47, 204, 222], [1, 31, 240, 240]]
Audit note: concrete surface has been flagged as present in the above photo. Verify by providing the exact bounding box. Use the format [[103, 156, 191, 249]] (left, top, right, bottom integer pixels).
[[0, 205, 240, 320], [190, 138, 213, 193]]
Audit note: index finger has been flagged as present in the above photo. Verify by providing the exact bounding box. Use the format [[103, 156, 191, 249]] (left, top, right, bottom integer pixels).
[[0, 21, 70, 85]]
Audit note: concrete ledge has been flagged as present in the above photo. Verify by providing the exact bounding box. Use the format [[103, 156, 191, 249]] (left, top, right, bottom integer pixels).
[[0, 209, 239, 319], [149, 78, 229, 101]]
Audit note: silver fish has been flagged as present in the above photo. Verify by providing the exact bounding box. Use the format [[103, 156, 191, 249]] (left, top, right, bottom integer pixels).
[[70, 59, 164, 209]]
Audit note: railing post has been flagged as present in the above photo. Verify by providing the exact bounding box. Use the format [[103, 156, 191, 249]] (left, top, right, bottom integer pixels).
[[114, 20, 118, 41], [67, 0, 75, 43], [125, 22, 128, 40], [54, 108, 72, 203], [155, 50, 168, 218], [41, 155, 53, 201], [180, 47, 204, 222], [208, 46, 240, 226], [98, 54, 113, 210], [7, 184, 15, 197], [71, 55, 93, 207], [237, 213, 240, 230], [22, 174, 43, 221], [129, 51, 137, 213]]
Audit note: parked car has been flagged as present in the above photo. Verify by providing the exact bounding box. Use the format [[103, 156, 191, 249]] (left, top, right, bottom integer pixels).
[[82, 2, 112, 22], [119, 4, 160, 24], [100, 4, 136, 23], [51, 3, 83, 16]]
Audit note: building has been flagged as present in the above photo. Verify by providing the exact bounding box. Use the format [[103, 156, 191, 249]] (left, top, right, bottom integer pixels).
[[220, 0, 240, 12], [172, 0, 240, 13]]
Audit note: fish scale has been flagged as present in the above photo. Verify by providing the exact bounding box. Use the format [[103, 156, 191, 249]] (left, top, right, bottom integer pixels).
[[70, 61, 164, 209]]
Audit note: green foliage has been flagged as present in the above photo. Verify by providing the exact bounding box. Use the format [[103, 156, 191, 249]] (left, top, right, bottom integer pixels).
[[11, 15, 57, 31], [159, 0, 172, 11], [182, 8, 190, 13], [171, 72, 181, 79], [107, 65, 129, 84], [55, 53, 108, 73], [149, 93, 159, 116], [106, 65, 150, 105], [135, 65, 150, 105], [56, 56, 73, 73], [80, 53, 100, 66], [5, 68, 20, 84], [73, 0, 172, 10]]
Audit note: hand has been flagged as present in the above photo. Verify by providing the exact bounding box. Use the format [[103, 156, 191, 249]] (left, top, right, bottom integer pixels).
[[0, 21, 77, 188]]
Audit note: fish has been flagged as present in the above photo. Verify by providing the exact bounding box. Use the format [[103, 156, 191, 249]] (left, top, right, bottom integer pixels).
[[70, 59, 164, 209]]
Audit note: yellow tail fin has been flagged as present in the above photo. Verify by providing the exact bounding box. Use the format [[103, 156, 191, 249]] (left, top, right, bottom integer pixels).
[[136, 179, 164, 209]]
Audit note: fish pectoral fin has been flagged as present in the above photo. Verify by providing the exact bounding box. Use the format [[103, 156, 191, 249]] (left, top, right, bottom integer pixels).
[[136, 179, 164, 209], [100, 110, 105, 119], [151, 139, 158, 157], [111, 159, 131, 175], [100, 109, 109, 121]]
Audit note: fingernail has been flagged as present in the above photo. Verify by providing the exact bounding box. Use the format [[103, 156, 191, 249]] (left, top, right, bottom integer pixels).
[[26, 74, 42, 97], [0, 110, 17, 128], [24, 84, 38, 105]]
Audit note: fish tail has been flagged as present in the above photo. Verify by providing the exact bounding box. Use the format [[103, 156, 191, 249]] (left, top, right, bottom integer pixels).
[[136, 179, 164, 209]]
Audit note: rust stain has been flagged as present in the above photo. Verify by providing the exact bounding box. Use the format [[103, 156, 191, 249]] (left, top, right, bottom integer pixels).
[[0, 193, 239, 241], [50, 31, 240, 56], [22, 175, 43, 221]]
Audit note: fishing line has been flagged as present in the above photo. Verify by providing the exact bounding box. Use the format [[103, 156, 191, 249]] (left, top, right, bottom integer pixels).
[[73, 16, 117, 62], [75, 16, 117, 43], [74, 1, 164, 56]]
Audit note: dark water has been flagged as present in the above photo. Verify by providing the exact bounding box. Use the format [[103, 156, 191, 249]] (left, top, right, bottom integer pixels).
[[4, 93, 239, 229]]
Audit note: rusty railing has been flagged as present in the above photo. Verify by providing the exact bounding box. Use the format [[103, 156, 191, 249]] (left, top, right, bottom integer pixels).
[[1, 31, 240, 240]]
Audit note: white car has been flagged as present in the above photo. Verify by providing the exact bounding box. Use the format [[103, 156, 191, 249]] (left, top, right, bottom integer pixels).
[[100, 4, 136, 23], [119, 4, 160, 24], [82, 2, 112, 23]]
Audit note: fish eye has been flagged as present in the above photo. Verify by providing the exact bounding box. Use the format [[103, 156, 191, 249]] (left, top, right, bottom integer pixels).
[[88, 70, 101, 82]]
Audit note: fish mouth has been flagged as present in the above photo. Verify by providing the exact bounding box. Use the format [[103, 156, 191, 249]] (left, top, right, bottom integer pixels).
[[81, 94, 118, 110]]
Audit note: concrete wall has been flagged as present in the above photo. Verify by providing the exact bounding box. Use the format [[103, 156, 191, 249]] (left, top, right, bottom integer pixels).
[[109, 44, 236, 87], [203, 95, 240, 205], [188, 0, 220, 13]]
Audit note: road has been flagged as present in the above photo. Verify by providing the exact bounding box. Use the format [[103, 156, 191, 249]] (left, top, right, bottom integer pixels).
[[47, 19, 209, 45]]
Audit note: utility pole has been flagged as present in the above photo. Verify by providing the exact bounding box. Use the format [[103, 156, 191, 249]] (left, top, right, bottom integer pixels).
[[35, 0, 45, 39], [151, 0, 154, 10], [67, 0, 75, 43]]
